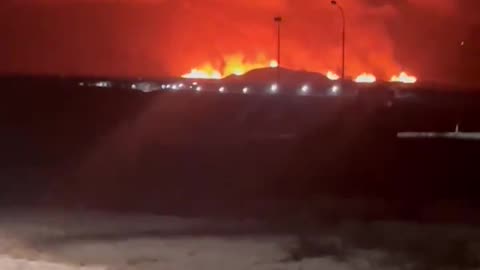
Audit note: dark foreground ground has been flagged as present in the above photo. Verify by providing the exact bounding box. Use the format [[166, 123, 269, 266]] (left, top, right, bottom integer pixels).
[[2, 209, 480, 270], [1, 77, 480, 224]]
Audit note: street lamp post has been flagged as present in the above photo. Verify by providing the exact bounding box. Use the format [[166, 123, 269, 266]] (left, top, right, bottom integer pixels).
[[331, 1, 345, 81], [274, 16, 282, 84]]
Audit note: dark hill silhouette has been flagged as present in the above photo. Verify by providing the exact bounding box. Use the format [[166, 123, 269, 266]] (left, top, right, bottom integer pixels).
[[224, 67, 331, 87]]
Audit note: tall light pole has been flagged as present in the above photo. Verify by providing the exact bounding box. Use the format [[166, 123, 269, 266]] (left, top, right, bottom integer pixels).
[[274, 16, 282, 83], [331, 1, 345, 81]]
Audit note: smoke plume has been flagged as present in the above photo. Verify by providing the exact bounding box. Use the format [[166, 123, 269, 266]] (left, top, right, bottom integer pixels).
[[0, 0, 478, 85]]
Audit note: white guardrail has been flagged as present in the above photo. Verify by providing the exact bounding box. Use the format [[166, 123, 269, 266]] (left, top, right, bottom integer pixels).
[[397, 132, 480, 140]]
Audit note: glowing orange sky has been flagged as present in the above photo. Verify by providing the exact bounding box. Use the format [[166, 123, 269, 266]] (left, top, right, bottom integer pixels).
[[0, 0, 478, 85]]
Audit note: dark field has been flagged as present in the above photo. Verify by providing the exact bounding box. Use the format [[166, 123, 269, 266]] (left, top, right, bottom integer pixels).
[[1, 77, 480, 223]]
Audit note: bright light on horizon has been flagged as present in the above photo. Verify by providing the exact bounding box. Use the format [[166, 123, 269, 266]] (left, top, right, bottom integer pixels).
[[182, 54, 280, 79], [182, 68, 222, 80], [354, 73, 376, 83], [331, 85, 340, 94], [270, 83, 278, 93], [301, 85, 309, 93], [270, 60, 278, 68], [326, 71, 340, 80], [390, 72, 417, 84], [181, 61, 418, 83]]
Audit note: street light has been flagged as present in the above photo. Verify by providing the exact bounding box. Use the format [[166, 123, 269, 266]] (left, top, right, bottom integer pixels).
[[274, 16, 282, 84], [331, 0, 345, 81]]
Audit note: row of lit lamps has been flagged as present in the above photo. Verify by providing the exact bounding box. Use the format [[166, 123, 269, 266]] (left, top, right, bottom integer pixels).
[[160, 82, 341, 95]]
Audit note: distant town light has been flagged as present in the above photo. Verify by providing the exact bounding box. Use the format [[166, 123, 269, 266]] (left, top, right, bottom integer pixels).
[[131, 84, 137, 89], [301, 85, 309, 93], [242, 87, 249, 94], [172, 85, 178, 90], [178, 83, 184, 88], [219, 86, 225, 93], [161, 84, 166, 89], [270, 83, 278, 93], [195, 86, 202, 92], [331, 85, 340, 94], [166, 84, 171, 89], [94, 81, 110, 88], [192, 81, 198, 86]]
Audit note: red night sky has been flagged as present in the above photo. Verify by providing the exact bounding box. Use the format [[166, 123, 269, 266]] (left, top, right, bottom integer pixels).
[[0, 0, 479, 85]]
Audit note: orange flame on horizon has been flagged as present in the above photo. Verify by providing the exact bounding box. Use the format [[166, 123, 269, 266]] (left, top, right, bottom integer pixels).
[[182, 54, 417, 84], [182, 54, 277, 79], [269, 60, 278, 68], [182, 64, 222, 79], [354, 73, 376, 83], [390, 72, 417, 83], [326, 71, 340, 81]]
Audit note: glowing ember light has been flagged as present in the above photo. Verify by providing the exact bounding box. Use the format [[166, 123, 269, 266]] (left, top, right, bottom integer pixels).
[[354, 73, 376, 83], [242, 87, 249, 94], [270, 60, 278, 68], [232, 69, 244, 76], [182, 54, 278, 79], [182, 67, 221, 79], [326, 71, 340, 81], [390, 72, 417, 84]]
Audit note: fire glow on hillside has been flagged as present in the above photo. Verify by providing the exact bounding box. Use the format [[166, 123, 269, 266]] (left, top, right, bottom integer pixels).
[[182, 54, 278, 79], [3, 0, 477, 87], [182, 54, 416, 84], [390, 72, 417, 84], [326, 71, 340, 81], [354, 73, 377, 83]]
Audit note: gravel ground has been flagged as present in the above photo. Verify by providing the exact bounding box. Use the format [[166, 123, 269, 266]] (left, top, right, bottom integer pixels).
[[0, 209, 479, 270]]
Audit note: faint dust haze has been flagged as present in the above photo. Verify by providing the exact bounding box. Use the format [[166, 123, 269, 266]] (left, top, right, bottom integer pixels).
[[0, 0, 479, 85]]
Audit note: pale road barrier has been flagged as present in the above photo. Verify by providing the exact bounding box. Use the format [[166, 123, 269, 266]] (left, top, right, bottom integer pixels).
[[0, 256, 106, 270], [397, 132, 480, 140]]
